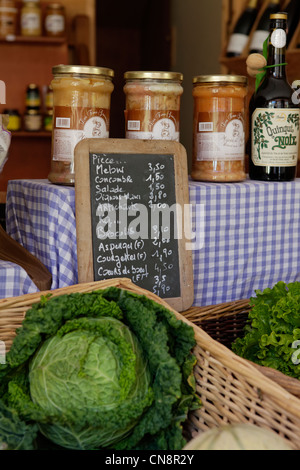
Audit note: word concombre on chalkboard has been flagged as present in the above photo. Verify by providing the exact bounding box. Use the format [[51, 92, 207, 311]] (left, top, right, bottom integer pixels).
[[74, 138, 194, 312]]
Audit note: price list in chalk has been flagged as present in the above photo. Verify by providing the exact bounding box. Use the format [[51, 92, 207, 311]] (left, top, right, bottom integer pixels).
[[89, 152, 181, 298]]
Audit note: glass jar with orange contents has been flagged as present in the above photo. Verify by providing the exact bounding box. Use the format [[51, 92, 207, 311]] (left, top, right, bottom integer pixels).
[[191, 75, 248, 182]]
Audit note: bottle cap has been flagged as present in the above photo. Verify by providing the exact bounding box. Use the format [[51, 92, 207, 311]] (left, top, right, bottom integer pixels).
[[270, 12, 287, 20]]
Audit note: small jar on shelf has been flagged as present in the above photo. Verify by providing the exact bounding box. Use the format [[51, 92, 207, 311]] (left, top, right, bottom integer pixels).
[[43, 85, 53, 131], [23, 108, 42, 131], [25, 83, 41, 109], [43, 109, 53, 131], [23, 83, 42, 131], [44, 3, 65, 37], [3, 108, 21, 131], [20, 0, 42, 37], [0, 0, 17, 38]]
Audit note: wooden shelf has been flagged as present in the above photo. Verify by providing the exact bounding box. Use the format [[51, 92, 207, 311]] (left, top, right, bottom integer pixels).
[[0, 0, 96, 199], [0, 35, 67, 45], [220, 0, 300, 86], [11, 131, 52, 138]]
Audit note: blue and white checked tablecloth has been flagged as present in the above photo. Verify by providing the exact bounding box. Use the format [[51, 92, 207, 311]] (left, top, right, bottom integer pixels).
[[0, 260, 39, 298], [6, 179, 78, 292], [189, 178, 300, 305], [5, 178, 300, 306]]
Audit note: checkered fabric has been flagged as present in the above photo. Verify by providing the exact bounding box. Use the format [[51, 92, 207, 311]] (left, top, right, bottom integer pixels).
[[189, 178, 300, 306], [6, 179, 78, 291], [0, 260, 38, 298], [5, 178, 300, 306]]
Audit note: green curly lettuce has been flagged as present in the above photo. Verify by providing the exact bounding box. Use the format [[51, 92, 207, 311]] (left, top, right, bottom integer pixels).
[[0, 287, 200, 450], [232, 281, 300, 379]]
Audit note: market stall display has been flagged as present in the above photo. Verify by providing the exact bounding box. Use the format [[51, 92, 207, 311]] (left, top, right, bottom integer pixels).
[[1, 0, 300, 453]]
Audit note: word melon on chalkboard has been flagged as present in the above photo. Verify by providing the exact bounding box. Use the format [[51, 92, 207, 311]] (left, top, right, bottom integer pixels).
[[74, 138, 194, 311]]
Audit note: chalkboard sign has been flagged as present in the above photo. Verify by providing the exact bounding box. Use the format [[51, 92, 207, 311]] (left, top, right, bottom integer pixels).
[[74, 138, 194, 311]]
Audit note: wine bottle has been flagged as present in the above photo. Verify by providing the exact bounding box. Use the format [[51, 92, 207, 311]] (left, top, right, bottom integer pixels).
[[226, 0, 259, 57], [249, 12, 300, 181], [285, 0, 300, 47], [249, 0, 281, 54]]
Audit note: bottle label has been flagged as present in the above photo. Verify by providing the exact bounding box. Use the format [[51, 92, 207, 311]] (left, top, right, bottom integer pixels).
[[52, 106, 110, 162], [125, 110, 180, 141], [250, 30, 269, 51], [226, 33, 248, 54], [251, 108, 300, 167], [271, 28, 286, 48], [195, 111, 245, 161]]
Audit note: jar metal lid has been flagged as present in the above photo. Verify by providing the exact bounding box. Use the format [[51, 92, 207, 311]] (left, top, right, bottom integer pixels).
[[3, 108, 19, 115], [124, 71, 183, 82], [23, 1, 40, 6], [52, 64, 114, 78], [193, 74, 248, 85], [25, 109, 41, 115], [46, 3, 64, 9]]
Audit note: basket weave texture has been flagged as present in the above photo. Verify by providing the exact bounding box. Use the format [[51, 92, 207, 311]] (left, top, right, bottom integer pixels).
[[1, 278, 300, 450]]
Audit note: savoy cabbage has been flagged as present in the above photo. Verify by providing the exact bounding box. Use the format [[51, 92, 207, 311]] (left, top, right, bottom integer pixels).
[[0, 287, 200, 450]]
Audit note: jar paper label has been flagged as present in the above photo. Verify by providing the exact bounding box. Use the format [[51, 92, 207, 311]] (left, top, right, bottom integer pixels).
[[45, 14, 64, 33], [196, 111, 245, 161], [52, 106, 110, 162], [251, 108, 300, 167], [125, 110, 180, 141]]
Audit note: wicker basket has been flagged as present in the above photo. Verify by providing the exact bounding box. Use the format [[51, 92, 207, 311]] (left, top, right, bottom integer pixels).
[[1, 278, 300, 450]]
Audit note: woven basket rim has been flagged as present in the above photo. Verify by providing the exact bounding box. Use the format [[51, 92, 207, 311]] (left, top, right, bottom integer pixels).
[[1, 277, 300, 420]]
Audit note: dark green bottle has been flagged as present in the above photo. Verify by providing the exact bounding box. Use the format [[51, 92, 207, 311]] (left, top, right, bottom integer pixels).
[[249, 12, 300, 181]]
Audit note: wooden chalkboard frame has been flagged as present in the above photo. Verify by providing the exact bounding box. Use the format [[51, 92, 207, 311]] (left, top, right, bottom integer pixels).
[[74, 138, 194, 311]]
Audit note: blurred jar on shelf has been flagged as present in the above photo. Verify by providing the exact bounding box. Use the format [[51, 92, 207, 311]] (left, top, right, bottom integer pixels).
[[21, 0, 41, 36], [44, 85, 53, 110], [191, 74, 248, 183], [25, 84, 41, 110], [43, 109, 53, 131], [44, 3, 65, 37], [0, 0, 17, 38], [3, 109, 21, 131], [43, 85, 53, 131], [24, 108, 42, 131]]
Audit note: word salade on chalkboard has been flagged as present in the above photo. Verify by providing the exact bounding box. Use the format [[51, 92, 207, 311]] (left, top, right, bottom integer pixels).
[[74, 138, 194, 312]]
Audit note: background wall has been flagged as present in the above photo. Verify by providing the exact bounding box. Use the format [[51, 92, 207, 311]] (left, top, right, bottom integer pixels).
[[95, 0, 223, 173], [171, 0, 223, 170]]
